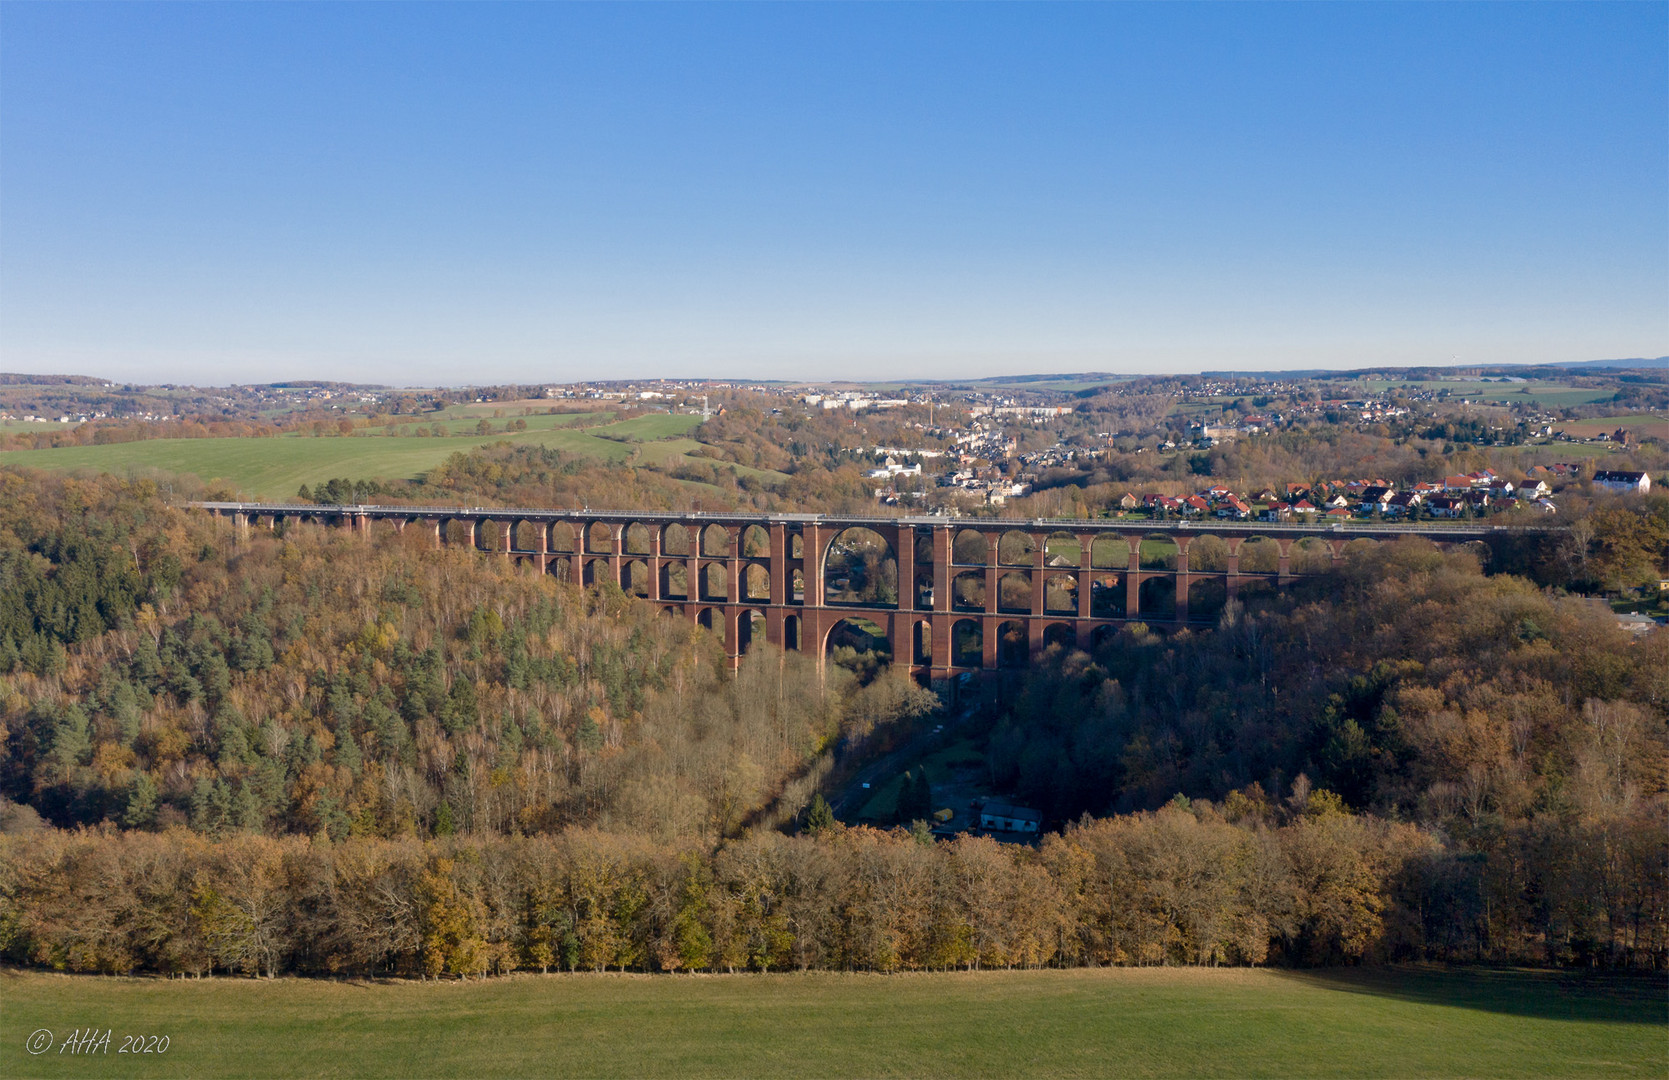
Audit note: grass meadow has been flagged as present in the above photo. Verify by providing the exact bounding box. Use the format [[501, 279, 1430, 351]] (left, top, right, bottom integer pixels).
[[0, 414, 720, 501], [2, 966, 1661, 1079]]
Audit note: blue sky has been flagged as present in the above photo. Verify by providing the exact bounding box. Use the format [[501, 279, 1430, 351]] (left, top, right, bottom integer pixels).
[[1, 3, 1664, 384]]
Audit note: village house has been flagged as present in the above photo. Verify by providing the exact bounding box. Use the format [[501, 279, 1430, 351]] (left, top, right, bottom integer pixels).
[[1593, 469, 1652, 494], [978, 801, 1042, 834]]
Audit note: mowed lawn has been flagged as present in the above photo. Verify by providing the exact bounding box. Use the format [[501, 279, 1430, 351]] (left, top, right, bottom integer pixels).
[[2, 967, 1661, 1079], [0, 415, 713, 501]]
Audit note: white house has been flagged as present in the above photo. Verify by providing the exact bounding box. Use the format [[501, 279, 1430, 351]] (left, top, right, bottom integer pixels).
[[979, 801, 1042, 834], [1593, 470, 1651, 494]]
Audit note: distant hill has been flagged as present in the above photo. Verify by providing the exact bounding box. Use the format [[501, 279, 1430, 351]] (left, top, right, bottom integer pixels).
[[1553, 356, 1669, 370]]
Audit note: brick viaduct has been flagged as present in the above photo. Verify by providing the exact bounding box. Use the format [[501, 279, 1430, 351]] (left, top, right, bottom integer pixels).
[[195, 503, 1501, 685]]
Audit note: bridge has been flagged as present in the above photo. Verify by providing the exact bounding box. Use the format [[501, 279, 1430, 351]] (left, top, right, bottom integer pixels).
[[194, 502, 1506, 683]]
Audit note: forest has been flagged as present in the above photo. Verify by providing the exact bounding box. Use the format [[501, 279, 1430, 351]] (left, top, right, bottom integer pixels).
[[0, 467, 1664, 975]]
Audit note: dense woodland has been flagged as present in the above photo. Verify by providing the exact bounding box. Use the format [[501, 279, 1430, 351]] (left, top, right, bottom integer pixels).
[[0, 468, 1664, 974]]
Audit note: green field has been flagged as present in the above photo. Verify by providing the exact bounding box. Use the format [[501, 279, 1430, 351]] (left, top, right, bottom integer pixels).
[[1, 967, 1659, 1078], [0, 414, 716, 500]]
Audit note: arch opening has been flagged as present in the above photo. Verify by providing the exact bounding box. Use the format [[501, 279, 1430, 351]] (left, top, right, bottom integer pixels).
[[996, 621, 1028, 668], [1042, 531, 1080, 568], [1140, 534, 1178, 571], [1091, 535, 1129, 570], [997, 530, 1036, 567], [701, 562, 729, 603], [951, 570, 987, 612], [663, 560, 689, 601], [1239, 537, 1279, 574], [623, 559, 651, 599], [1090, 573, 1126, 618], [1042, 622, 1076, 652], [951, 619, 983, 668], [1043, 572, 1078, 615], [743, 562, 771, 602], [547, 522, 577, 554], [662, 523, 691, 557], [823, 527, 898, 607], [739, 610, 767, 655], [997, 571, 1032, 614], [1188, 577, 1227, 621], [1138, 576, 1176, 619], [825, 616, 892, 682], [952, 529, 988, 566], [701, 524, 731, 558], [623, 523, 653, 556]]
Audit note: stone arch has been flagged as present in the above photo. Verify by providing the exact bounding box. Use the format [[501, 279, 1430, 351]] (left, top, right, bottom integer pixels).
[[512, 520, 543, 552], [1043, 572, 1077, 614], [546, 555, 575, 584], [443, 519, 475, 546], [662, 523, 692, 557], [912, 619, 933, 665], [997, 571, 1032, 613], [581, 557, 612, 588], [823, 527, 898, 607], [742, 562, 771, 602], [586, 522, 614, 554], [701, 524, 731, 557], [622, 559, 651, 598], [1140, 533, 1178, 570], [790, 532, 804, 559], [952, 529, 988, 565], [996, 620, 1029, 668], [701, 562, 728, 603], [741, 524, 770, 558], [783, 614, 802, 651], [790, 568, 805, 603], [952, 570, 987, 612], [1042, 622, 1076, 652], [1138, 576, 1176, 619], [951, 619, 983, 667], [1042, 531, 1080, 568], [623, 522, 653, 556], [1239, 536, 1280, 574], [1091, 534, 1129, 569], [1090, 573, 1126, 618], [696, 607, 717, 633], [997, 530, 1036, 567], [1091, 623, 1120, 650]]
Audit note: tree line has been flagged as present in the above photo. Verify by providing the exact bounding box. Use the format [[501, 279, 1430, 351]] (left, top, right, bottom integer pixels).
[[2, 790, 1660, 978]]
